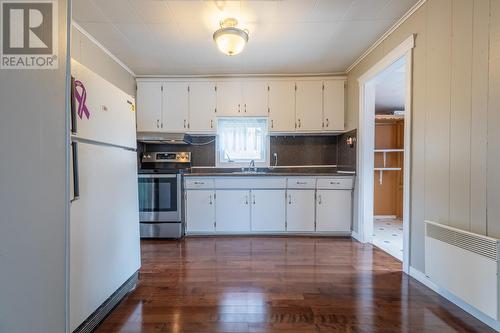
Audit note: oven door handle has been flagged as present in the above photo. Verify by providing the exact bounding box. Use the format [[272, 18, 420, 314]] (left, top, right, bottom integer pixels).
[[138, 174, 178, 178]]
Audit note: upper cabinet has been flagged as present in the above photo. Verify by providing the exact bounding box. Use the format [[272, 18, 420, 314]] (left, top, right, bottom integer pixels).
[[295, 81, 324, 131], [136, 81, 162, 132], [323, 80, 345, 131], [216, 81, 242, 116], [162, 82, 189, 132], [268, 81, 296, 132], [136, 77, 345, 134], [242, 81, 268, 116], [216, 81, 268, 117], [189, 81, 217, 133]]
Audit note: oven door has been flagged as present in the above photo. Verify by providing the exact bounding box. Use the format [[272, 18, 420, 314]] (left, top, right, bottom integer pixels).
[[138, 174, 181, 222]]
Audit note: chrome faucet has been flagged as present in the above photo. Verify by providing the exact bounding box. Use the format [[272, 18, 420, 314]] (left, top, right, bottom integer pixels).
[[248, 160, 256, 173]]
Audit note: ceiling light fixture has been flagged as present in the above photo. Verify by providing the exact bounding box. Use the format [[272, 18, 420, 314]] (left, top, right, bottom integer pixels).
[[213, 18, 249, 56]]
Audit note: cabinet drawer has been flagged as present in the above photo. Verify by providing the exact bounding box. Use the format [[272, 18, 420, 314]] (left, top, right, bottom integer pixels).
[[185, 178, 214, 189], [215, 177, 286, 189], [287, 178, 316, 189], [317, 178, 353, 190]]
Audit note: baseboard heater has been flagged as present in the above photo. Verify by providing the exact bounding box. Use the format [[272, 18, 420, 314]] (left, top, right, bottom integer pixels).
[[425, 220, 500, 320]]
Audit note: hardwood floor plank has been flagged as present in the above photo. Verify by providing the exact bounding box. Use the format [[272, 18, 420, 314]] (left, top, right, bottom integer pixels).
[[95, 237, 494, 333]]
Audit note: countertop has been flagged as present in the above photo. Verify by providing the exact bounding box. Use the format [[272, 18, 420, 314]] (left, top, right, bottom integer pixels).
[[183, 167, 356, 177]]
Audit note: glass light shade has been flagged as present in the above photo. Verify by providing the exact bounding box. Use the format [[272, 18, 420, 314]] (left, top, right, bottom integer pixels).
[[213, 27, 248, 56]]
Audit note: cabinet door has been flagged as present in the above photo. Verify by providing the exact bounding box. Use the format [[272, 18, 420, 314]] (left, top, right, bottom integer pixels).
[[189, 82, 217, 133], [286, 190, 316, 231], [162, 82, 189, 132], [316, 190, 352, 232], [323, 80, 345, 131], [295, 81, 323, 131], [251, 190, 286, 232], [242, 81, 268, 116], [215, 190, 251, 232], [216, 81, 242, 116], [136, 81, 162, 132], [268, 81, 296, 132], [186, 190, 215, 233]]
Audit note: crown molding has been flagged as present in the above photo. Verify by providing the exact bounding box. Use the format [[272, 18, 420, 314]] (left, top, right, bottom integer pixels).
[[72, 21, 136, 77], [346, 0, 427, 73]]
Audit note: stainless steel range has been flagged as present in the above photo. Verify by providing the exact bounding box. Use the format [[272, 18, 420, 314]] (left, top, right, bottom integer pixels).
[[138, 152, 191, 238]]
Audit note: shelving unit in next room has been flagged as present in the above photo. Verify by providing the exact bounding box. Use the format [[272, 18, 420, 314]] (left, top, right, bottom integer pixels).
[[374, 149, 404, 185]]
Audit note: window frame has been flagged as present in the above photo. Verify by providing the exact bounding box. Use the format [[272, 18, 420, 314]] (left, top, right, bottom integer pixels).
[[215, 117, 270, 168]]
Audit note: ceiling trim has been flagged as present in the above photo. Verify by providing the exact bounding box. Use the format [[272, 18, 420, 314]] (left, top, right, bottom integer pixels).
[[346, 0, 426, 73], [72, 21, 136, 77], [136, 72, 347, 79]]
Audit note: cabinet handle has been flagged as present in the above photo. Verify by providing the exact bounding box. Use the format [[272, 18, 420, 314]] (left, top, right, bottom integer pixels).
[[210, 120, 213, 128], [194, 181, 205, 185], [161, 122, 163, 128], [253, 194, 256, 205], [296, 181, 308, 185], [318, 194, 322, 205], [288, 194, 292, 205], [209, 195, 213, 205], [157, 119, 159, 128], [326, 118, 329, 127], [271, 119, 274, 128], [244, 103, 247, 112], [238, 104, 241, 113], [184, 119, 186, 128], [245, 195, 248, 205], [298, 119, 301, 128]]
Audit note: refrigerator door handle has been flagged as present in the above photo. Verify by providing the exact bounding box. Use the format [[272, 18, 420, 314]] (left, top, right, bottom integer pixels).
[[70, 76, 77, 135], [71, 141, 80, 202]]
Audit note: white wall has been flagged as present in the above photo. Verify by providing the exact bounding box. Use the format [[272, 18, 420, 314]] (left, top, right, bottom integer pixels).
[[71, 25, 136, 96], [347, 0, 500, 271], [0, 1, 69, 332]]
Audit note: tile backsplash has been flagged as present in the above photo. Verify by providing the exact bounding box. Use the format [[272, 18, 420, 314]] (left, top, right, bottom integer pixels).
[[139, 133, 356, 170]]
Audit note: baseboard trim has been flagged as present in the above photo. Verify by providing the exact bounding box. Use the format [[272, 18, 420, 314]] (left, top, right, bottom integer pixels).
[[73, 271, 139, 333], [409, 267, 500, 332], [351, 231, 362, 242]]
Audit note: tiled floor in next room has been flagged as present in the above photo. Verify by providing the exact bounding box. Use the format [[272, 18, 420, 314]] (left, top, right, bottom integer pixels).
[[373, 217, 403, 260]]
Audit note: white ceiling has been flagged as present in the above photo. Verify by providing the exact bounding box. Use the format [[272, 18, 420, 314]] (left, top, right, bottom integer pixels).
[[374, 57, 406, 112], [72, 0, 419, 75]]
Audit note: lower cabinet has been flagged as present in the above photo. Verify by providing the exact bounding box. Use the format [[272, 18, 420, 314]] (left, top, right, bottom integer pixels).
[[316, 190, 352, 232], [186, 190, 215, 233], [251, 190, 286, 232], [286, 190, 316, 232], [185, 177, 354, 235], [215, 190, 251, 232]]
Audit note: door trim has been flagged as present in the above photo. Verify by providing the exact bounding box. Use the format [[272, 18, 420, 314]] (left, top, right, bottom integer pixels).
[[357, 35, 415, 274]]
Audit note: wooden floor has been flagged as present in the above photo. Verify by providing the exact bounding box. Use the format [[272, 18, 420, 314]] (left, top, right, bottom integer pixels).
[[96, 237, 494, 333]]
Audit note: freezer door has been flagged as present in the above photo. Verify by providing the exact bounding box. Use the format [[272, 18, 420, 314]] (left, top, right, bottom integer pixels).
[[71, 60, 136, 149], [70, 142, 140, 331]]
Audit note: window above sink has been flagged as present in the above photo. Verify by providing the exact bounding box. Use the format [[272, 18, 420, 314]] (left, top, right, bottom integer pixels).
[[216, 117, 269, 168]]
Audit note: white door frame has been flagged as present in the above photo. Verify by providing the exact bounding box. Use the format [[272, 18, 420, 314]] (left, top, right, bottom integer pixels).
[[356, 35, 415, 274]]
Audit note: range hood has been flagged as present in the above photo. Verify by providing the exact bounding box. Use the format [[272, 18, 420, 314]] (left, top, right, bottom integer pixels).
[[136, 132, 188, 145]]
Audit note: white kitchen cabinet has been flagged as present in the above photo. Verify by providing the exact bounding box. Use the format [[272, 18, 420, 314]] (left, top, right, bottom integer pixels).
[[295, 81, 323, 132], [162, 82, 189, 132], [251, 190, 286, 232], [136, 81, 162, 132], [316, 190, 352, 232], [186, 190, 215, 233], [323, 80, 345, 131], [242, 81, 268, 116], [188, 81, 217, 133], [268, 81, 295, 132], [215, 190, 251, 232], [216, 81, 242, 116], [286, 190, 316, 231]]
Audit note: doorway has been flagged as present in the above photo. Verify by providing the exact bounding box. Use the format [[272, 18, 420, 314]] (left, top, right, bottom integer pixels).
[[372, 59, 406, 260], [357, 36, 414, 273]]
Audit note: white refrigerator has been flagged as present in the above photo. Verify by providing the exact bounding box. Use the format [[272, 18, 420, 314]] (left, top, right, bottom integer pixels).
[[69, 60, 141, 331]]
